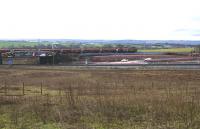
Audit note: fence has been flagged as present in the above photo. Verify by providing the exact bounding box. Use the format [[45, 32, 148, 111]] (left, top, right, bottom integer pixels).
[[0, 81, 81, 106], [0, 82, 45, 96]]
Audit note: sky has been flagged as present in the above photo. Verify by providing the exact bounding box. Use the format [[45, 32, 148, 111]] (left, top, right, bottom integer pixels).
[[0, 0, 200, 40]]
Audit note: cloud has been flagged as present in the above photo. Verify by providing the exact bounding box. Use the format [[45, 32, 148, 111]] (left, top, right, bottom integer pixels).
[[174, 28, 200, 33], [174, 29, 190, 32], [192, 34, 200, 37], [172, 28, 200, 40], [192, 16, 200, 21], [0, 0, 200, 40]]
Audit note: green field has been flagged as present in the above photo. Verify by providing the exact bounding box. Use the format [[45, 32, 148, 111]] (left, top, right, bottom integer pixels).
[[0, 41, 50, 48], [0, 41, 97, 48], [138, 47, 194, 53]]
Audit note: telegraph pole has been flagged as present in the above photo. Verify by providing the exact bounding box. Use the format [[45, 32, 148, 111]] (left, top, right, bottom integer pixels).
[[52, 43, 58, 65]]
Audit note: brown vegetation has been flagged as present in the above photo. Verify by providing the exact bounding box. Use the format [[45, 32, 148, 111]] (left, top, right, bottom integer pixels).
[[0, 67, 200, 129]]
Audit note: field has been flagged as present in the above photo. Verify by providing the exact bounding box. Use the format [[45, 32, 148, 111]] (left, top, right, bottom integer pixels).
[[0, 66, 200, 129], [0, 41, 42, 48], [138, 47, 194, 53]]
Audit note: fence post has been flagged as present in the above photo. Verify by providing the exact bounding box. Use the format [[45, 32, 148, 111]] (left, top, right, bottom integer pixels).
[[41, 82, 43, 95], [4, 81, 7, 96], [151, 82, 154, 89], [22, 82, 25, 95], [59, 88, 62, 104]]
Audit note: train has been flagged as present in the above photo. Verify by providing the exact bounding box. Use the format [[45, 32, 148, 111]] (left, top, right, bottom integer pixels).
[[0, 47, 137, 58]]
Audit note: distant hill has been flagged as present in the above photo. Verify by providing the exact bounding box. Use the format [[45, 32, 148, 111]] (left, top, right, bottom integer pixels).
[[0, 39, 199, 49], [25, 39, 200, 45], [1, 39, 200, 44]]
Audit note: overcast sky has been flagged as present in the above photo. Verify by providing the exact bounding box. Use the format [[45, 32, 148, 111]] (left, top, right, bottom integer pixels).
[[0, 0, 200, 40]]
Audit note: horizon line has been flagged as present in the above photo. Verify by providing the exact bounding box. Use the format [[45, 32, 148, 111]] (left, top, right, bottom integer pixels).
[[0, 38, 200, 41]]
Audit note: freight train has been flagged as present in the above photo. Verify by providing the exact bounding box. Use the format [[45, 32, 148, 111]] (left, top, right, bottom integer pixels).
[[0, 47, 137, 57]]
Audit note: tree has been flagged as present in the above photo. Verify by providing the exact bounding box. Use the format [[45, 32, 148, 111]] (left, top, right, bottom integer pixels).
[[194, 45, 200, 53]]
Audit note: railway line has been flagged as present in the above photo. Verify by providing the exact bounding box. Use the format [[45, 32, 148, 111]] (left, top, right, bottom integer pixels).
[[1, 63, 200, 70]]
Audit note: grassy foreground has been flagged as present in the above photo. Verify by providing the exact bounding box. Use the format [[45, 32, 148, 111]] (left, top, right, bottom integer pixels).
[[0, 67, 200, 129]]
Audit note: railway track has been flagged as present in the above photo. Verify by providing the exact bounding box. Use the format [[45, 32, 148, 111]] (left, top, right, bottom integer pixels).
[[0, 63, 200, 70]]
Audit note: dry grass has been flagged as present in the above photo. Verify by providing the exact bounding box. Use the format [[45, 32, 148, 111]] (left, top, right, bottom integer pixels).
[[0, 67, 200, 129]]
